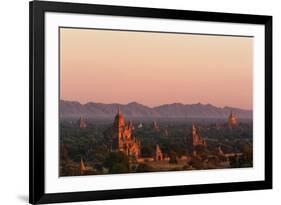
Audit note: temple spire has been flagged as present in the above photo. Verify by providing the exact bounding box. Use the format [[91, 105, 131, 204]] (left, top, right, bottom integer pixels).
[[192, 123, 196, 134], [80, 157, 86, 175], [228, 110, 237, 127], [191, 123, 207, 146], [79, 116, 87, 128], [114, 106, 125, 128]]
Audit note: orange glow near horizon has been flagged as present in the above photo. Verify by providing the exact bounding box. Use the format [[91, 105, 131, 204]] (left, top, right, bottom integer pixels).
[[60, 28, 253, 110]]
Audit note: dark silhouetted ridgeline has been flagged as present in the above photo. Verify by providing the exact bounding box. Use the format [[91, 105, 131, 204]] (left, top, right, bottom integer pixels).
[[60, 100, 252, 120]]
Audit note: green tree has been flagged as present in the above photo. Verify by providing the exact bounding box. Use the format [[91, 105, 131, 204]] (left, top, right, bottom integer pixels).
[[141, 144, 154, 157], [169, 151, 178, 164], [237, 143, 253, 167], [103, 152, 130, 174], [136, 163, 154, 172], [60, 144, 80, 176]]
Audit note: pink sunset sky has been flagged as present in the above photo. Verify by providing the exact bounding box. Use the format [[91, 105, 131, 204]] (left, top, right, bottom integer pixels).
[[60, 28, 253, 110]]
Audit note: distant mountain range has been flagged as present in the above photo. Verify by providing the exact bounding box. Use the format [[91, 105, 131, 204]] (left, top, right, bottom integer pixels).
[[60, 100, 252, 119]]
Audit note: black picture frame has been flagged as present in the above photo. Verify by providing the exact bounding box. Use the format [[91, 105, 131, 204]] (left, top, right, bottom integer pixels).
[[29, 0, 272, 204]]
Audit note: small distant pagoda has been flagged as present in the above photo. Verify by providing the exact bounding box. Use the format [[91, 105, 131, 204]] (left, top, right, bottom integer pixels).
[[191, 124, 207, 146], [164, 128, 169, 137], [228, 111, 237, 127], [155, 144, 163, 161], [218, 146, 224, 156], [80, 158, 86, 175], [152, 120, 160, 131], [79, 116, 87, 128]]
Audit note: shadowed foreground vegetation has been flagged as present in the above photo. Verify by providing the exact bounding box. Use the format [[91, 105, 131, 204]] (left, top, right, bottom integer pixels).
[[60, 118, 253, 176]]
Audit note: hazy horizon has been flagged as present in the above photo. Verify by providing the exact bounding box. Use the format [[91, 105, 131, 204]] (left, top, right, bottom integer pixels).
[[60, 28, 253, 110], [60, 98, 252, 111]]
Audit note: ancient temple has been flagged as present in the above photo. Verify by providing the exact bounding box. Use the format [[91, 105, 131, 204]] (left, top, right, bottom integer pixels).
[[218, 146, 224, 155], [191, 124, 207, 146], [112, 108, 141, 159], [80, 158, 86, 175], [152, 120, 160, 131], [155, 144, 163, 161], [228, 111, 237, 127], [164, 128, 169, 137], [79, 116, 87, 128]]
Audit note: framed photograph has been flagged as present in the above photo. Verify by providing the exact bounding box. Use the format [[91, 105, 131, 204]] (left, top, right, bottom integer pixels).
[[29, 0, 272, 204]]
